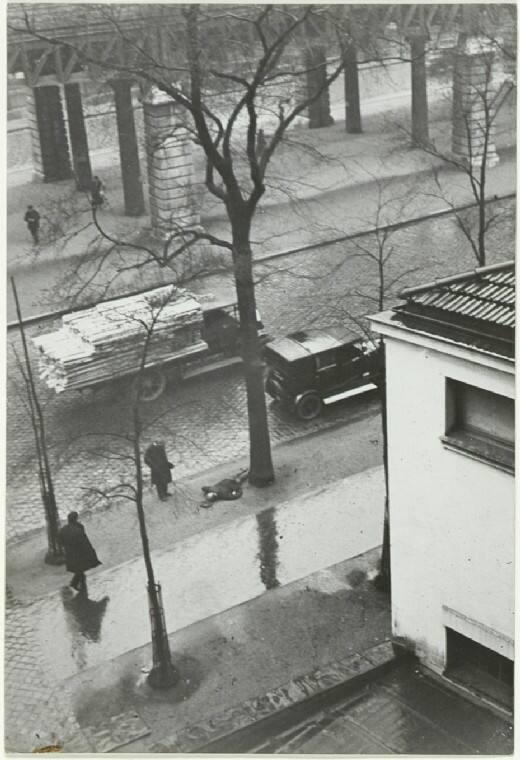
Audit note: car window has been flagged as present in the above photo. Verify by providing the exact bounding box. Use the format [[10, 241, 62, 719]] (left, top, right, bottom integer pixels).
[[316, 350, 337, 370], [337, 344, 361, 363]]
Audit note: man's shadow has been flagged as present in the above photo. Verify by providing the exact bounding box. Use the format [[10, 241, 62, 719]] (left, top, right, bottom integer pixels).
[[60, 587, 110, 669]]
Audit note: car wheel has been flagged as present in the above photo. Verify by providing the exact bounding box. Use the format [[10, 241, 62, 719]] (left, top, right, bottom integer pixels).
[[296, 392, 322, 420], [136, 368, 166, 402]]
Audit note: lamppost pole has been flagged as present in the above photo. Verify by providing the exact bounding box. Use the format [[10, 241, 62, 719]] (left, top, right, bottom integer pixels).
[[11, 277, 64, 565]]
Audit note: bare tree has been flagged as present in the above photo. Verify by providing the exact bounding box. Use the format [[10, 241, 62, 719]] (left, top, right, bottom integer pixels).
[[403, 33, 515, 266], [12, 3, 399, 486], [79, 288, 189, 688]]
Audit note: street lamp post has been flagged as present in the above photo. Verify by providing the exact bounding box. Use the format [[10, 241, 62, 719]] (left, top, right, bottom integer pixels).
[[11, 277, 64, 566]]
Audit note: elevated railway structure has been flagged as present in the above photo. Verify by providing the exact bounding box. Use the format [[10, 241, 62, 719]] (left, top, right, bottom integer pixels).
[[7, 4, 516, 231]]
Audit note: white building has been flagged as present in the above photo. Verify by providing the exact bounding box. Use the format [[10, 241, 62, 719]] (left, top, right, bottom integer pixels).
[[370, 261, 514, 710]]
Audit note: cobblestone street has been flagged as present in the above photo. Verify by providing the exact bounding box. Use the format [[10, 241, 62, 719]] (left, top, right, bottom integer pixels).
[[6, 200, 514, 543]]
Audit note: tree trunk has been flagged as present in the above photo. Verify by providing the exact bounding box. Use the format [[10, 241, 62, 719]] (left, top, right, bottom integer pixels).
[[133, 382, 177, 688], [231, 216, 274, 487], [478, 126, 487, 266], [374, 342, 390, 593], [478, 196, 486, 266]]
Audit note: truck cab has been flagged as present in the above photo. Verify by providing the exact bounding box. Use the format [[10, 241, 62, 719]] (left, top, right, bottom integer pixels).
[[202, 302, 265, 356]]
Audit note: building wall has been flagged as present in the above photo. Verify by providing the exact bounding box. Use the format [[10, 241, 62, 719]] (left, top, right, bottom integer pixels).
[[384, 335, 514, 673]]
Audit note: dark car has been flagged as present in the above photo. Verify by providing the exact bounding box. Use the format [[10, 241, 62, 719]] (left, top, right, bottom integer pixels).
[[264, 329, 383, 420]]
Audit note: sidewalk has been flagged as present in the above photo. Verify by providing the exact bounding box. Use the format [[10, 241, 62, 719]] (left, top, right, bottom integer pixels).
[[6, 460, 388, 752], [7, 414, 383, 600], [7, 94, 516, 276], [63, 548, 392, 754]]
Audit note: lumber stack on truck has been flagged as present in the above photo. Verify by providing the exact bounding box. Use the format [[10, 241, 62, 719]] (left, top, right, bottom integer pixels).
[[33, 285, 208, 393]]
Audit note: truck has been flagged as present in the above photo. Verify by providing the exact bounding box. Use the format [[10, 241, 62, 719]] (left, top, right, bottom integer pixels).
[[33, 283, 266, 402]]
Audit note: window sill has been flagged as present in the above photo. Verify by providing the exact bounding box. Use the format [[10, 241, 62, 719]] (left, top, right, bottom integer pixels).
[[441, 433, 514, 475]]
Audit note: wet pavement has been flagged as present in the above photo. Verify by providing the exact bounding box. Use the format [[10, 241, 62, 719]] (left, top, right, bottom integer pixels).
[[25, 466, 384, 683], [248, 660, 514, 755], [6, 197, 515, 545]]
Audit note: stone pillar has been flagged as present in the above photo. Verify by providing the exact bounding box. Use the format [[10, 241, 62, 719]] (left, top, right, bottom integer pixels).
[[342, 41, 362, 134], [26, 87, 44, 181], [501, 24, 517, 83], [32, 85, 72, 182], [64, 82, 92, 190], [111, 79, 145, 216], [142, 87, 198, 236], [452, 37, 499, 167], [408, 30, 429, 145], [305, 47, 334, 129]]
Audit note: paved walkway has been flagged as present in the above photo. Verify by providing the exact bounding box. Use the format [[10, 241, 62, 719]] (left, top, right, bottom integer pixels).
[[8, 94, 516, 277], [6, 462, 388, 752]]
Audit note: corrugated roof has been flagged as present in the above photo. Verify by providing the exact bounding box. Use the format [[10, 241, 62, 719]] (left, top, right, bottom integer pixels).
[[399, 261, 515, 329]]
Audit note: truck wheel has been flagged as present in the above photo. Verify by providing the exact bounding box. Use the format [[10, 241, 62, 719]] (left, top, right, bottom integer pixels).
[[137, 368, 166, 402], [295, 392, 322, 420]]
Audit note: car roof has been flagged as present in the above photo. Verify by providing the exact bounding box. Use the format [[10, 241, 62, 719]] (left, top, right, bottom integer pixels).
[[266, 329, 356, 362]]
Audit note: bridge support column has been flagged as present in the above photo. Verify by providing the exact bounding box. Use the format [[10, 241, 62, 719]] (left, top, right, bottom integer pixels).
[[501, 24, 516, 83], [63, 83, 92, 191], [142, 87, 198, 236], [342, 41, 362, 134], [32, 85, 72, 182], [305, 47, 334, 129], [26, 87, 44, 181], [111, 79, 145, 216], [408, 30, 429, 145], [452, 37, 499, 167]]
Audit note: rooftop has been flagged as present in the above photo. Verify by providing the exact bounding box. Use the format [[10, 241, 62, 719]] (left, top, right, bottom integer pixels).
[[373, 261, 515, 359]]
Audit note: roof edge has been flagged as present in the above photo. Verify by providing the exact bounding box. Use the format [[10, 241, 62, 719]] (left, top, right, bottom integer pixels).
[[399, 260, 515, 298]]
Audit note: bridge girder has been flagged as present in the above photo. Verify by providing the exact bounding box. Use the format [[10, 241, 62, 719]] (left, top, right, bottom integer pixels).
[[7, 3, 509, 86]]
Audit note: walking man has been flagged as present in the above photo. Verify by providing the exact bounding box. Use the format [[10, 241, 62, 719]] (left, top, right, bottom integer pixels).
[[24, 205, 40, 244], [144, 441, 174, 501], [58, 511, 102, 592]]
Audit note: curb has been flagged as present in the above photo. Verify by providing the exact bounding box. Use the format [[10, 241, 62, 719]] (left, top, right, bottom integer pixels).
[[149, 640, 404, 753], [6, 192, 516, 331], [252, 191, 517, 264]]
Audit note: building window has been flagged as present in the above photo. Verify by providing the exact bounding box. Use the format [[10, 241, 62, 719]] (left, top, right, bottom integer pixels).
[[443, 380, 514, 472], [445, 628, 513, 709]]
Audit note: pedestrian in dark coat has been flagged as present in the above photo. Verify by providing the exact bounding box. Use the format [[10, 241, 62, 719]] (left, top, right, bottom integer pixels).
[[24, 205, 40, 244], [58, 511, 101, 592], [144, 442, 174, 501], [90, 175, 105, 209]]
